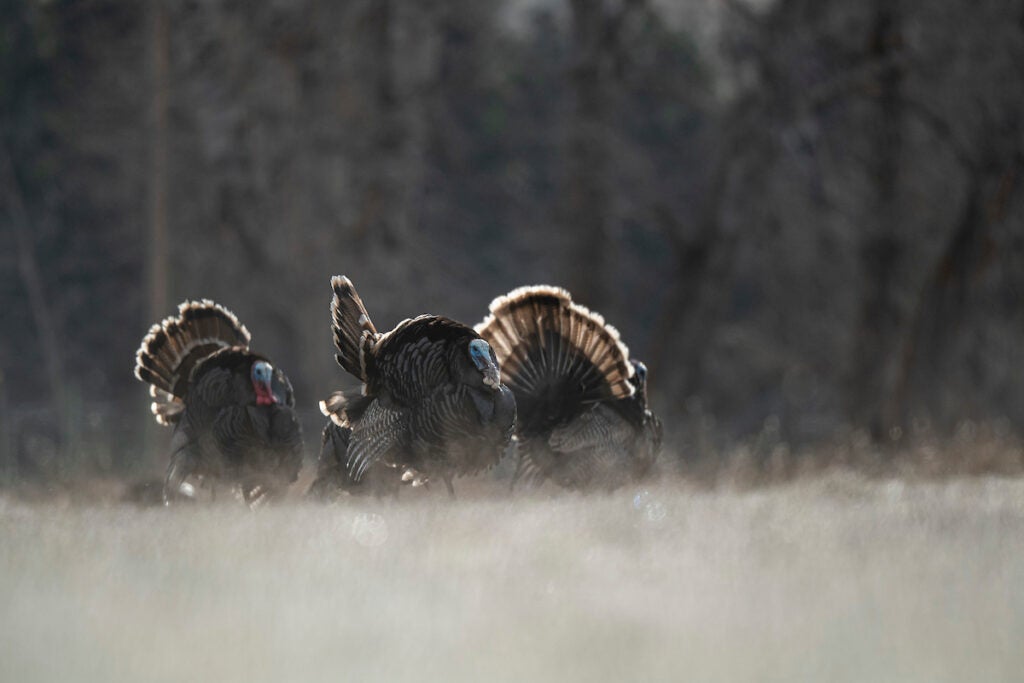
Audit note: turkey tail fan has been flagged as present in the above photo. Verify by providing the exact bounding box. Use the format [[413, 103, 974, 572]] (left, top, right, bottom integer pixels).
[[149, 385, 184, 426], [134, 300, 251, 400], [475, 285, 635, 406], [330, 275, 379, 382]]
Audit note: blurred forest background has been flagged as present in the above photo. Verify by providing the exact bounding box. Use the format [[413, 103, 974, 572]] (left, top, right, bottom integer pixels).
[[2, 0, 1024, 484]]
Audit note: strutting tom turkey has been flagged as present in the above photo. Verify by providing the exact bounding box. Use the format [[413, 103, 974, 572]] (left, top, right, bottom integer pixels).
[[475, 286, 661, 491], [312, 276, 516, 497], [134, 300, 303, 505]]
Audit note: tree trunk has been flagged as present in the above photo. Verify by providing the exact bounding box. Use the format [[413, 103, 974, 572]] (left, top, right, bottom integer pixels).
[[564, 0, 612, 308], [893, 153, 1020, 427], [144, 0, 171, 466], [355, 0, 416, 252], [847, 0, 905, 441], [0, 367, 11, 482], [148, 0, 170, 323], [3, 145, 68, 473], [2, 147, 66, 437]]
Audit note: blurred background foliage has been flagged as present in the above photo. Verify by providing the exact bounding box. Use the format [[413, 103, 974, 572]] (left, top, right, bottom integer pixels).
[[2, 0, 1024, 483]]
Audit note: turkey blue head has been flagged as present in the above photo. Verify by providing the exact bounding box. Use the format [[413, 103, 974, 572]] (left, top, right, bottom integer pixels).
[[468, 338, 501, 390], [631, 360, 649, 407], [632, 361, 647, 388], [251, 360, 278, 406]]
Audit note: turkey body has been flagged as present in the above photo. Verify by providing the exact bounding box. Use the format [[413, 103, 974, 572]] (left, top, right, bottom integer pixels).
[[135, 301, 303, 505], [167, 348, 303, 503], [475, 286, 661, 491], [312, 276, 516, 496], [514, 379, 661, 491]]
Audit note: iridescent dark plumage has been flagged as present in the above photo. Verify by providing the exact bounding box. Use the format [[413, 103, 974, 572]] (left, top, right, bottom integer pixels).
[[309, 419, 405, 499], [475, 286, 661, 491], [311, 276, 516, 496], [134, 300, 303, 505]]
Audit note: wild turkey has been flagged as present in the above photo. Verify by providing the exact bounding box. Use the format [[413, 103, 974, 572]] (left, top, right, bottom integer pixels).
[[475, 286, 662, 491], [311, 275, 516, 496], [134, 300, 303, 505]]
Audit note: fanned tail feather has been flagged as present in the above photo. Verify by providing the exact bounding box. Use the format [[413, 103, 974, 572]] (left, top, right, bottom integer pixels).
[[319, 390, 352, 428], [475, 285, 634, 404], [149, 385, 185, 426], [321, 387, 374, 430], [134, 300, 251, 407], [330, 275, 379, 382]]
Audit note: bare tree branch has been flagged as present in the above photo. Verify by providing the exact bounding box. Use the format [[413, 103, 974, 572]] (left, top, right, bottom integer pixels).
[[0, 144, 66, 425]]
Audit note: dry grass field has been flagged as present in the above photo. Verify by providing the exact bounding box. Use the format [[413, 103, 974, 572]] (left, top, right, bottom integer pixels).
[[1, 473, 1022, 682]]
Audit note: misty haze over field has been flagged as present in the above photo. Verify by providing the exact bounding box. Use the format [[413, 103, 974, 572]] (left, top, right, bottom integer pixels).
[[3, 476, 1023, 682]]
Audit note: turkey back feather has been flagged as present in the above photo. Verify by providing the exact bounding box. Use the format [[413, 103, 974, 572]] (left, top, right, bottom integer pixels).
[[475, 286, 634, 436], [371, 316, 479, 402]]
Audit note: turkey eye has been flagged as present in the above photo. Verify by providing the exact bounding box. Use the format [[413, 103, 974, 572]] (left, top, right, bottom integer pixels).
[[632, 361, 647, 384], [252, 362, 273, 382]]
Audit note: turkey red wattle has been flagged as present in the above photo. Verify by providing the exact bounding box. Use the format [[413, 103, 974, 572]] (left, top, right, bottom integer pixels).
[[254, 380, 277, 406]]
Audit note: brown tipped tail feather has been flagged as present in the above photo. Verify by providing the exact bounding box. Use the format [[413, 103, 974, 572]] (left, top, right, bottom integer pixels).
[[134, 300, 251, 425]]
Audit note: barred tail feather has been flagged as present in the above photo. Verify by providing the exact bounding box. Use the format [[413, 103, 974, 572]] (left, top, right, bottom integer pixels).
[[330, 275, 379, 382], [134, 300, 251, 402], [475, 285, 635, 404]]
